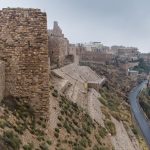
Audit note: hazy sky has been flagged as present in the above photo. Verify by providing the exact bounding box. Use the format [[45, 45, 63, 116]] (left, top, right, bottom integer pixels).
[[1, 0, 150, 52]]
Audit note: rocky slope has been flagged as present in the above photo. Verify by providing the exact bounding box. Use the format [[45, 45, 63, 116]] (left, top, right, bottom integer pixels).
[[0, 96, 51, 150], [50, 63, 148, 150], [0, 63, 148, 150]]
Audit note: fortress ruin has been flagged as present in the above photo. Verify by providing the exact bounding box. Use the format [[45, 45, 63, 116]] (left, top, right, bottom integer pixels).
[[48, 21, 69, 67], [48, 21, 77, 68]]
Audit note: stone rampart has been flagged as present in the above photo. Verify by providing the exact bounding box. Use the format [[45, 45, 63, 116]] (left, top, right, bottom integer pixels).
[[0, 8, 50, 120]]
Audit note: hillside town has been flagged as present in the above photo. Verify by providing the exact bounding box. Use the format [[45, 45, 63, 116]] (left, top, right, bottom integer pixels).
[[0, 7, 149, 150]]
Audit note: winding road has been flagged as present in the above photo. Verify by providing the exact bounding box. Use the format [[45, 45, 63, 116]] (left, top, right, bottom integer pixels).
[[129, 81, 150, 147]]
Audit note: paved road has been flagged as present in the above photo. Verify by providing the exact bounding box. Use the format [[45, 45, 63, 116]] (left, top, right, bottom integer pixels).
[[129, 81, 150, 147]]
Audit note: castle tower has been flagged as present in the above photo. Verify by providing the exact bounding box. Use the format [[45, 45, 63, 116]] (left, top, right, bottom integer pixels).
[[0, 8, 50, 121], [48, 21, 69, 67], [53, 21, 63, 37]]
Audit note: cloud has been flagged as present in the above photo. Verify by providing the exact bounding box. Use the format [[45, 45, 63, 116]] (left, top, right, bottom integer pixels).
[[0, 0, 150, 52]]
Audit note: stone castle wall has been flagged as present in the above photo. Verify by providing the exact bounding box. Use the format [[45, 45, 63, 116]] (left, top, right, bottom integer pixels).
[[0, 8, 50, 120], [119, 62, 139, 75], [69, 44, 78, 64], [80, 51, 113, 64], [76, 44, 86, 56]]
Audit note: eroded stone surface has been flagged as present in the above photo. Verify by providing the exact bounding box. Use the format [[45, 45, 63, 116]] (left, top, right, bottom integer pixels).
[[0, 8, 50, 120]]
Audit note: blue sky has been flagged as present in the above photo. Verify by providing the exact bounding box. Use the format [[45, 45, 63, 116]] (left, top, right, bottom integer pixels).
[[1, 0, 150, 52]]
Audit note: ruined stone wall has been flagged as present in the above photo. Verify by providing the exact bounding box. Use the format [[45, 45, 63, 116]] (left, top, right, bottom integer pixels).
[[119, 62, 139, 75], [48, 22, 69, 67], [76, 44, 86, 56], [80, 51, 113, 64], [68, 44, 79, 64], [0, 61, 5, 102], [119, 63, 128, 75], [0, 8, 50, 120], [68, 44, 76, 56], [117, 48, 139, 56]]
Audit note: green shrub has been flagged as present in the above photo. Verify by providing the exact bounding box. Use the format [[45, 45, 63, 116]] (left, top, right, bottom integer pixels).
[[57, 123, 62, 128], [14, 124, 26, 135], [101, 107, 111, 119], [98, 126, 107, 138], [73, 144, 84, 150], [99, 97, 107, 106], [54, 89, 58, 93], [58, 116, 63, 121], [52, 89, 58, 97], [52, 92, 58, 97], [0, 120, 7, 129], [82, 123, 91, 134], [84, 114, 93, 126], [42, 124, 46, 128], [46, 140, 52, 145], [54, 132, 59, 138], [95, 134, 101, 144], [2, 130, 21, 150], [111, 112, 121, 121], [39, 143, 49, 150], [35, 129, 45, 137], [132, 127, 138, 136], [55, 128, 60, 133], [104, 120, 116, 136], [37, 136, 45, 141], [72, 119, 79, 127], [50, 86, 54, 90], [107, 99, 118, 111], [93, 145, 109, 150], [79, 137, 88, 148], [93, 145, 99, 150], [63, 121, 71, 133], [23, 142, 34, 150]]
